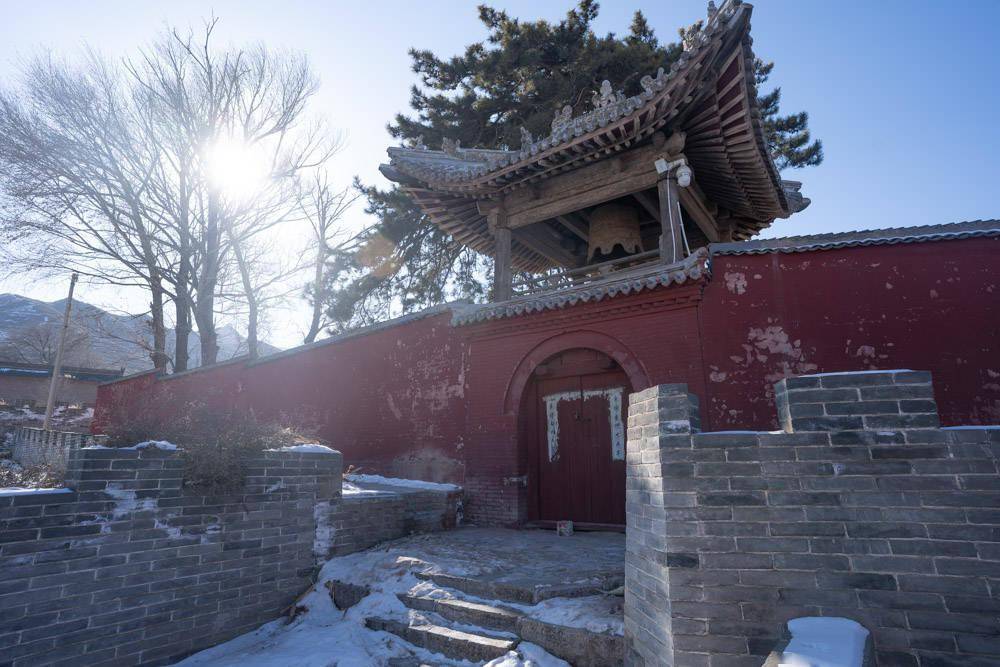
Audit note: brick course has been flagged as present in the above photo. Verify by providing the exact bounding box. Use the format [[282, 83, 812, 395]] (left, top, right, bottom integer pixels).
[[625, 370, 1000, 667]]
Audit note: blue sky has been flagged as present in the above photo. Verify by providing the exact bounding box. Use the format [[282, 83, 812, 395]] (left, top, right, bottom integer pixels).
[[1, 1, 998, 345]]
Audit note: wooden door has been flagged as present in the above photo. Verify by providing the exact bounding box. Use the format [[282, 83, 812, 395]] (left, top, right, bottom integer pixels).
[[524, 350, 628, 525]]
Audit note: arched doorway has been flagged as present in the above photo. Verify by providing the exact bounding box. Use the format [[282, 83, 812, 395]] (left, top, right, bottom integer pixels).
[[520, 348, 631, 527]]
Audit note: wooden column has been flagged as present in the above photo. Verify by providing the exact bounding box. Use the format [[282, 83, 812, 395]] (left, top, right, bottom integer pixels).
[[491, 209, 513, 301], [657, 175, 684, 264]]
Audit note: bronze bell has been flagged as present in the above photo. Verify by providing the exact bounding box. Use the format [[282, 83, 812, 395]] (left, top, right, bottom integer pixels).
[[587, 202, 642, 261]]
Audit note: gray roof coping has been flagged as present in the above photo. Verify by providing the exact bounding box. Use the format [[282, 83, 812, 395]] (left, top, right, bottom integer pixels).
[[710, 219, 1000, 256]]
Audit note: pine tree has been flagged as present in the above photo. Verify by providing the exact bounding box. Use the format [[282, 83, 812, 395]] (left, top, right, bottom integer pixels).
[[323, 1, 822, 330]]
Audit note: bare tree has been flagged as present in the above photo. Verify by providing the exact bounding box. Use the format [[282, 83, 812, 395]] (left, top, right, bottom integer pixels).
[[0, 52, 172, 369], [0, 20, 341, 372], [300, 172, 359, 343], [0, 323, 90, 366], [126, 20, 332, 365]]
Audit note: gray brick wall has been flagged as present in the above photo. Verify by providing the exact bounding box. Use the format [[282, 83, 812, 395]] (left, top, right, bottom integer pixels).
[[327, 487, 463, 557], [625, 370, 1000, 667], [0, 445, 341, 666], [624, 383, 701, 667]]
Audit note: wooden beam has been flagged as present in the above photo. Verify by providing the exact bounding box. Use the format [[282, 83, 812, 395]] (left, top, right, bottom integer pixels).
[[631, 190, 660, 221], [490, 209, 512, 301], [504, 142, 666, 228], [555, 215, 589, 242], [513, 224, 583, 268], [677, 179, 720, 243]]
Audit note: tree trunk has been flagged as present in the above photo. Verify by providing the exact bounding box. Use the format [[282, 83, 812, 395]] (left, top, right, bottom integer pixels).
[[149, 277, 168, 371], [173, 287, 191, 372], [173, 166, 193, 373], [228, 229, 258, 360], [195, 192, 221, 366], [303, 250, 325, 344]]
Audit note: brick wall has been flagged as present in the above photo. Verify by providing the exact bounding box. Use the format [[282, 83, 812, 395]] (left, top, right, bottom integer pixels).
[[0, 445, 341, 666], [328, 491, 406, 556], [327, 486, 463, 557], [625, 370, 1000, 667]]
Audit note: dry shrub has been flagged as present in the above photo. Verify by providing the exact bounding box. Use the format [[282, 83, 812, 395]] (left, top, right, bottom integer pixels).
[[105, 405, 317, 494], [0, 459, 62, 488]]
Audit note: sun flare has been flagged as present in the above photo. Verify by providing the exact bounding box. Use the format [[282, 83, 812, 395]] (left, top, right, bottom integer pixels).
[[204, 136, 271, 203]]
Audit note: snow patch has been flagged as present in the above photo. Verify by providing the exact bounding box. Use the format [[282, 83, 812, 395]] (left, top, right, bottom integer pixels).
[[155, 518, 182, 539], [0, 487, 72, 496], [131, 440, 179, 451], [507, 594, 623, 636], [346, 473, 459, 492], [780, 616, 868, 667], [105, 483, 156, 517], [312, 501, 332, 561], [272, 443, 336, 453]]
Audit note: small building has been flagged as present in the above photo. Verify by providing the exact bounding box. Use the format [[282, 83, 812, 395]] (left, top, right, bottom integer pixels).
[[0, 360, 124, 408]]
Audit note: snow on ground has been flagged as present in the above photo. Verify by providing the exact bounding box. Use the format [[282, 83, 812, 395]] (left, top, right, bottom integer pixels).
[[173, 533, 584, 667], [346, 473, 460, 492], [0, 406, 43, 421]]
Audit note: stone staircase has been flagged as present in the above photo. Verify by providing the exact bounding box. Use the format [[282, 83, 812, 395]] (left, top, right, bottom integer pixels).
[[362, 569, 625, 666]]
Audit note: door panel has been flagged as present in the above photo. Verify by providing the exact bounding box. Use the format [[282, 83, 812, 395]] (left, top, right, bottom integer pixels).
[[530, 351, 629, 525]]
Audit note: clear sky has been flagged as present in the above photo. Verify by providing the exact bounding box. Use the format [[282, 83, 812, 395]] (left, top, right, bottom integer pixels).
[[1, 0, 998, 348]]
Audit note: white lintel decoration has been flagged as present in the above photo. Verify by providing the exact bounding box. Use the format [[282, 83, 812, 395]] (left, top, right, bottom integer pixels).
[[542, 387, 626, 463]]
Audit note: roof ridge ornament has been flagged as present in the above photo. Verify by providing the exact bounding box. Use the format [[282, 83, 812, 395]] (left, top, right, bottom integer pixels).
[[591, 80, 625, 110], [405, 135, 427, 150], [519, 126, 533, 151], [551, 105, 574, 137]]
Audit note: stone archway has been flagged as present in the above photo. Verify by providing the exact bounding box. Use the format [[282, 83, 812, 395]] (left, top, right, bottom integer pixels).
[[503, 330, 650, 417], [505, 332, 648, 527]]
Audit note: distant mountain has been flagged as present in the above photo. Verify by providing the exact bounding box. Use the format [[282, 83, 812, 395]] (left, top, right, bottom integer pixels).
[[0, 293, 279, 374]]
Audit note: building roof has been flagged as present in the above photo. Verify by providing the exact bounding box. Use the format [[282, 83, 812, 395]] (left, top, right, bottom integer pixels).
[[0, 361, 124, 383], [710, 219, 1000, 255], [381, 0, 805, 271]]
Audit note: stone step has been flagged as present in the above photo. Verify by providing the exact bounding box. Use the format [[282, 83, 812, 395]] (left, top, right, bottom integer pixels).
[[516, 617, 625, 667], [415, 570, 622, 605], [398, 592, 624, 666], [366, 617, 517, 663], [398, 594, 521, 634]]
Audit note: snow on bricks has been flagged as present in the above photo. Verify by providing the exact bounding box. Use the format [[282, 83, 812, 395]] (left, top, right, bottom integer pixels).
[[0, 444, 342, 666], [625, 369, 1000, 667]]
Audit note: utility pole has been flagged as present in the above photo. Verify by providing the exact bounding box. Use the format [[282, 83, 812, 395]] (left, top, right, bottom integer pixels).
[[43, 273, 78, 430]]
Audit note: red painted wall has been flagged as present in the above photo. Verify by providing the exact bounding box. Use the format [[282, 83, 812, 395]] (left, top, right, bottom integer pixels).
[[95, 237, 1000, 524], [95, 311, 468, 483], [700, 238, 1000, 429]]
